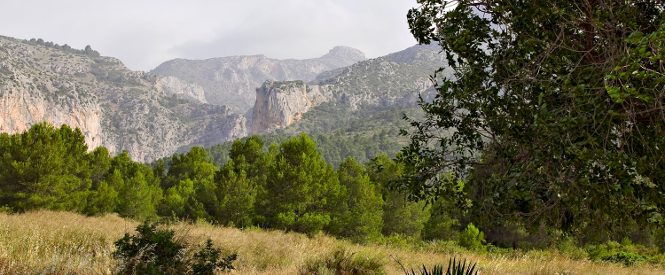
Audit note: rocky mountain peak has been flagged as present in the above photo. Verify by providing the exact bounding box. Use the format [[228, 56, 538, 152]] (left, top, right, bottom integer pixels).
[[321, 46, 366, 63]]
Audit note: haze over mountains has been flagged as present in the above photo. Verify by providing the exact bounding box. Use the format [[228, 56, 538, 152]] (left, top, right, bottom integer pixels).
[[151, 46, 367, 114], [0, 34, 447, 162]]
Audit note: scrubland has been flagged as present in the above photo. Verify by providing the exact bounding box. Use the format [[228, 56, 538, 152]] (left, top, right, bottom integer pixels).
[[0, 210, 663, 275]]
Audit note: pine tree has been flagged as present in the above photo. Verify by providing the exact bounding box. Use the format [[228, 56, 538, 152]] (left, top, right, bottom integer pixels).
[[0, 122, 93, 211], [261, 133, 344, 234], [330, 157, 384, 242], [367, 154, 430, 238]]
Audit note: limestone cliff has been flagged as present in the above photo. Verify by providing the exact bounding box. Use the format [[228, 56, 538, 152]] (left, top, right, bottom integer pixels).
[[0, 35, 246, 162], [0, 74, 103, 150], [251, 45, 449, 134], [251, 80, 331, 134], [151, 46, 366, 114], [159, 76, 207, 103]]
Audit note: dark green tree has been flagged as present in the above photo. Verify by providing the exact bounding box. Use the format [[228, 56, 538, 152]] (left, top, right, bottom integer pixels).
[[162, 147, 216, 190], [160, 179, 207, 220], [0, 122, 93, 211], [159, 147, 217, 220], [214, 160, 257, 227], [403, 0, 665, 234], [212, 136, 274, 226], [367, 154, 430, 238], [329, 157, 384, 242], [260, 133, 345, 234], [109, 151, 162, 220]]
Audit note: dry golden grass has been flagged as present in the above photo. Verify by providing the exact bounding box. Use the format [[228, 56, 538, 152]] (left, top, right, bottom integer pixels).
[[0, 210, 663, 274]]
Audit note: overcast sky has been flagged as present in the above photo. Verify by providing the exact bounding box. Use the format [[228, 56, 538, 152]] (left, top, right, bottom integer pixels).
[[0, 0, 420, 71]]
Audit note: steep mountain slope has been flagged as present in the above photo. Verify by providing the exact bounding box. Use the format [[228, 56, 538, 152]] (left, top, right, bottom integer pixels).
[[0, 35, 246, 162], [205, 45, 449, 167], [151, 46, 366, 113], [251, 44, 449, 134]]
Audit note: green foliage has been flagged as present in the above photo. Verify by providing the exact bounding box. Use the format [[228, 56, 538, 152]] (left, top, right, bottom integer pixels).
[[158, 147, 216, 221], [601, 251, 648, 266], [585, 239, 657, 266], [160, 179, 206, 220], [191, 239, 237, 275], [114, 222, 187, 274], [299, 247, 386, 275], [422, 196, 460, 242], [402, 0, 665, 236], [110, 152, 163, 220], [213, 161, 257, 227], [83, 181, 118, 215], [0, 122, 92, 212], [208, 105, 418, 170], [114, 221, 236, 275], [458, 224, 485, 251], [210, 136, 274, 226], [443, 257, 478, 275], [260, 133, 344, 235], [654, 228, 665, 253], [398, 257, 478, 275], [330, 157, 384, 242], [367, 154, 430, 239]]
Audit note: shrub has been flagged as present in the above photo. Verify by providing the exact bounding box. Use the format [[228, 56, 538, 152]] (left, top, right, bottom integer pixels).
[[114, 221, 236, 275], [601, 251, 649, 266], [458, 223, 485, 250], [113, 222, 186, 274], [191, 239, 237, 275]]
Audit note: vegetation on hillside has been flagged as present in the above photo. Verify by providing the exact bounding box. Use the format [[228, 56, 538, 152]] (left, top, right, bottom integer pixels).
[[209, 105, 420, 167]]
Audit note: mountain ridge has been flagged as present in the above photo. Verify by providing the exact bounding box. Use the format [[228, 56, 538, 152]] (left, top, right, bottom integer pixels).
[[151, 46, 366, 113], [0, 35, 246, 162]]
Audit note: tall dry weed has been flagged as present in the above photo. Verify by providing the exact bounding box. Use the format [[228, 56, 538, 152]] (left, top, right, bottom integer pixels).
[[0, 210, 663, 274]]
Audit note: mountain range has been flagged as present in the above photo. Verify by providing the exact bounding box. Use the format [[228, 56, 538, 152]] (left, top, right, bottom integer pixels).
[[0, 34, 447, 162]]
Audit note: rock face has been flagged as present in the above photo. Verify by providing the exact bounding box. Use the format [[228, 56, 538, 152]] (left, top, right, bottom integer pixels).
[[0, 78, 103, 150], [151, 46, 366, 114], [0, 35, 246, 162], [251, 80, 331, 134], [160, 76, 207, 103], [250, 45, 449, 134]]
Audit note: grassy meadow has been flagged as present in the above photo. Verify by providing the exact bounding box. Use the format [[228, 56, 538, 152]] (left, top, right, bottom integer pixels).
[[0, 210, 663, 275]]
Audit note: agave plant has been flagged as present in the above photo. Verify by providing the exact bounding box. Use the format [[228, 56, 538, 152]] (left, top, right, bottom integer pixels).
[[445, 257, 477, 275], [395, 256, 478, 275]]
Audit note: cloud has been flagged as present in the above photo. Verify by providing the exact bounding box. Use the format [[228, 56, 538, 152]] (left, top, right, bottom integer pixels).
[[0, 0, 419, 71]]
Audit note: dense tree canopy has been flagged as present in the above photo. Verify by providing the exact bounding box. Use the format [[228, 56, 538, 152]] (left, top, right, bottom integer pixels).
[[402, 0, 665, 234]]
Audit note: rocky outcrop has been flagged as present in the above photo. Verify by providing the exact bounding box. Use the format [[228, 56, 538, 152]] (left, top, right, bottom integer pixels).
[[251, 80, 331, 134], [151, 46, 366, 114], [0, 35, 246, 162], [0, 77, 103, 150], [159, 76, 207, 103], [250, 45, 450, 134]]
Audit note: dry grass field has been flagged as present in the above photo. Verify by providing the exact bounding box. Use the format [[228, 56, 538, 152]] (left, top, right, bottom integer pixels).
[[0, 210, 663, 275]]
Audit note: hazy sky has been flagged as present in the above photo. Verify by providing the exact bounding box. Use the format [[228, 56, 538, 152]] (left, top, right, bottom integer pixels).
[[0, 0, 420, 71]]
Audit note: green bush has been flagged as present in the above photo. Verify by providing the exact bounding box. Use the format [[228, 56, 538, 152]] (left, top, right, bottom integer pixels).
[[113, 222, 187, 274], [114, 221, 236, 275], [601, 251, 648, 266], [458, 224, 485, 250], [191, 239, 237, 275]]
